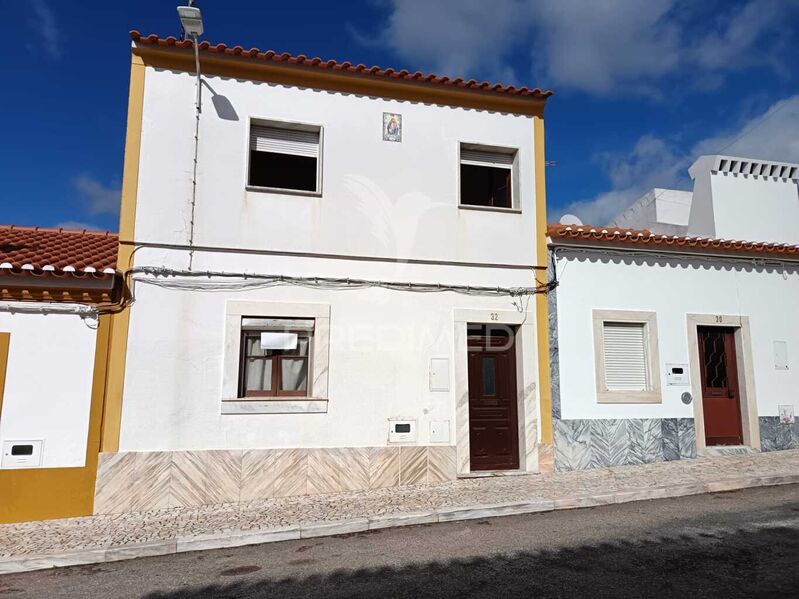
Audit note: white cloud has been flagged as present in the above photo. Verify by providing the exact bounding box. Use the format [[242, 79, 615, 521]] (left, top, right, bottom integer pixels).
[[72, 174, 121, 216], [30, 0, 62, 60], [366, 0, 798, 95], [558, 95, 799, 225], [367, 0, 527, 82], [55, 221, 102, 231]]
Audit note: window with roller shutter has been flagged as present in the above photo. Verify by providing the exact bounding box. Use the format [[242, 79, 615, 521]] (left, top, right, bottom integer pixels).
[[248, 122, 321, 193]]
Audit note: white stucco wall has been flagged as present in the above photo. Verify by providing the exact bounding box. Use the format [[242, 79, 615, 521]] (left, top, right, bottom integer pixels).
[[119, 247, 537, 451], [119, 67, 542, 452], [135, 66, 538, 267], [0, 307, 98, 468], [554, 249, 799, 421]]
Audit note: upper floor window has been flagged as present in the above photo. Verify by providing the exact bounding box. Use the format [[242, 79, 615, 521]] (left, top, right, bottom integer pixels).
[[248, 122, 321, 194], [460, 145, 518, 210]]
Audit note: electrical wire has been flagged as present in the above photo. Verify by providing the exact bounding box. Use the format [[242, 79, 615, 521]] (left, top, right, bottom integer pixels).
[[131, 266, 552, 297]]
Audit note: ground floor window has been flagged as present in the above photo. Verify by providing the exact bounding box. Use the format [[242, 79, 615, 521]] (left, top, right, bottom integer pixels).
[[238, 318, 314, 398]]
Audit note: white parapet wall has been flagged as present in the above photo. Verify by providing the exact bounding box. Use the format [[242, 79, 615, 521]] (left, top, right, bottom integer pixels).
[[0, 304, 98, 469]]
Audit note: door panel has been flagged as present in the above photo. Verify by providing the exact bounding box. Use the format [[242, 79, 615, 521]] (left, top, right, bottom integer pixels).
[[698, 326, 743, 446], [467, 326, 519, 471]]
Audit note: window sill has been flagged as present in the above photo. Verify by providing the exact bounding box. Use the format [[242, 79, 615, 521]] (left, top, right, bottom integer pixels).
[[221, 398, 329, 414], [458, 204, 521, 214], [246, 185, 322, 198], [596, 390, 662, 404]]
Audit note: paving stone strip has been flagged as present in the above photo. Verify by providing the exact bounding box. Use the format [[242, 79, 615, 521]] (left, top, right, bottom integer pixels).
[[2, 450, 799, 574]]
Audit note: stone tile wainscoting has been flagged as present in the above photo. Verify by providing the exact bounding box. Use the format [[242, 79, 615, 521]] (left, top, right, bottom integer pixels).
[[94, 446, 457, 515], [553, 418, 697, 471], [760, 417, 799, 451]]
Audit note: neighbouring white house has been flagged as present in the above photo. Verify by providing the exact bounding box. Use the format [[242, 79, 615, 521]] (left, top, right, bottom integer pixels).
[[92, 31, 554, 514], [0, 226, 120, 523], [549, 154, 799, 471]]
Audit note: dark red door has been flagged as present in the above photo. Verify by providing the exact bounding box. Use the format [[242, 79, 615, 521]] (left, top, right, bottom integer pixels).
[[698, 326, 743, 446], [467, 325, 519, 471]]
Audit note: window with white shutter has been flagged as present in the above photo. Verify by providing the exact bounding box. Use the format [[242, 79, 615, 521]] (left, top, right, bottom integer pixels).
[[602, 322, 648, 391], [248, 122, 321, 193], [592, 310, 662, 404], [460, 144, 518, 209]]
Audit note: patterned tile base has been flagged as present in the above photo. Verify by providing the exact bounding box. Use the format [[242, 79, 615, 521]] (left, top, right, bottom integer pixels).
[[555, 418, 696, 471], [95, 445, 456, 515], [760, 417, 799, 452]]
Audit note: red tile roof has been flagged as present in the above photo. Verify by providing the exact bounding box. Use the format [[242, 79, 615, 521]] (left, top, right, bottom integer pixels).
[[130, 31, 553, 100], [547, 224, 799, 260], [0, 225, 119, 276]]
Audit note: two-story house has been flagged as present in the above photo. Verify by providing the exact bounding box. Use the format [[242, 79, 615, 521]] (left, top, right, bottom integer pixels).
[[93, 32, 554, 513]]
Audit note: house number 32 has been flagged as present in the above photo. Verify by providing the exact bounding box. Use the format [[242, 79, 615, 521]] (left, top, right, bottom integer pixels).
[[490, 313, 499, 321]]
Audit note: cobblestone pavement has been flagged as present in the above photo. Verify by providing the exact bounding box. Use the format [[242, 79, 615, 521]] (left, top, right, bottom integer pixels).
[[2, 450, 798, 561]]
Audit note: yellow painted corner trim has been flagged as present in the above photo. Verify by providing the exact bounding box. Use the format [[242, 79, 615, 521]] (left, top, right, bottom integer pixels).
[[533, 116, 553, 445], [0, 316, 111, 524], [0, 332, 9, 421], [99, 55, 146, 453]]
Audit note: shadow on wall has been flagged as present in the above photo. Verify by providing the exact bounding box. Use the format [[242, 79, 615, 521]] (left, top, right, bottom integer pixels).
[[142, 524, 799, 598], [202, 80, 239, 121]]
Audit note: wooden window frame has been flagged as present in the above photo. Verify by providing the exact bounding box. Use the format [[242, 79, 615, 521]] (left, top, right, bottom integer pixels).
[[237, 327, 313, 399], [592, 309, 662, 404]]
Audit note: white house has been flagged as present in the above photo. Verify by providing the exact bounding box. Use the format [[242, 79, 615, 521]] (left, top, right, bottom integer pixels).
[[0, 226, 120, 523], [92, 32, 554, 513], [549, 154, 799, 470]]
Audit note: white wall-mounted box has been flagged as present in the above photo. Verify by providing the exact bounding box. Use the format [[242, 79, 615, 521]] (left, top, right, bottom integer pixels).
[[429, 420, 450, 443], [429, 358, 450, 391], [666, 363, 689, 386], [774, 341, 789, 370], [1, 440, 44, 469], [388, 419, 417, 443]]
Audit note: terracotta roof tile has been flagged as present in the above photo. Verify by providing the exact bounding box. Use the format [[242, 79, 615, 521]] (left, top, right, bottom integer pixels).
[[0, 225, 119, 276], [130, 31, 553, 100], [547, 224, 799, 260]]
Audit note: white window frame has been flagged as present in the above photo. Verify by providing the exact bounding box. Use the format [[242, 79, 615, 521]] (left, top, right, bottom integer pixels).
[[592, 309, 662, 404], [222, 300, 330, 414], [245, 118, 324, 197], [458, 142, 520, 213]]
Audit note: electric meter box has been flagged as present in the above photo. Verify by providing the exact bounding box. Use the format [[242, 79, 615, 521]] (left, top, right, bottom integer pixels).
[[666, 364, 689, 386], [388, 419, 417, 443], [2, 440, 44, 469]]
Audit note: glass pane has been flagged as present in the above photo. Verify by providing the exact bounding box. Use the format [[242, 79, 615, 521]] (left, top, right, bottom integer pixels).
[[701, 330, 728, 388], [245, 335, 266, 357], [296, 336, 309, 356], [280, 358, 308, 392], [482, 357, 496, 396], [245, 358, 272, 392]]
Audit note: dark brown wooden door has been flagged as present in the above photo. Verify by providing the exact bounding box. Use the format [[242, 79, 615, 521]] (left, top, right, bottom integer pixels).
[[698, 326, 744, 446], [467, 326, 519, 471]]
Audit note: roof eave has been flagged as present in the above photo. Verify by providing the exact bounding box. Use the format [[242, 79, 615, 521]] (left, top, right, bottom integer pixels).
[[131, 37, 550, 117]]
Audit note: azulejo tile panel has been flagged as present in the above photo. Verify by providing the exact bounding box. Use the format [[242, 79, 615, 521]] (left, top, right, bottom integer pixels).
[[95, 445, 456, 514]]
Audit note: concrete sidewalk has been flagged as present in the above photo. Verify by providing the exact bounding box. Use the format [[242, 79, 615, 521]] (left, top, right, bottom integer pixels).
[[2, 450, 799, 574]]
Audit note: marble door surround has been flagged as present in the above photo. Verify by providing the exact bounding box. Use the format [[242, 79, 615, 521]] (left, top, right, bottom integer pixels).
[[686, 313, 761, 453], [453, 308, 539, 477]]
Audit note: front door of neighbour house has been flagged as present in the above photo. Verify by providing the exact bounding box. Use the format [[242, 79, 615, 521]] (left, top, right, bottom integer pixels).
[[467, 324, 520, 471], [698, 326, 744, 446]]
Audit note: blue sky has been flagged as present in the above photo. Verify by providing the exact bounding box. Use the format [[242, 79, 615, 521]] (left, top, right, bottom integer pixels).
[[1, 0, 798, 231]]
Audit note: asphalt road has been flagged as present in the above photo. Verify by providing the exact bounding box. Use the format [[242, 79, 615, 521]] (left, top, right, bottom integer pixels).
[[2, 484, 798, 598]]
